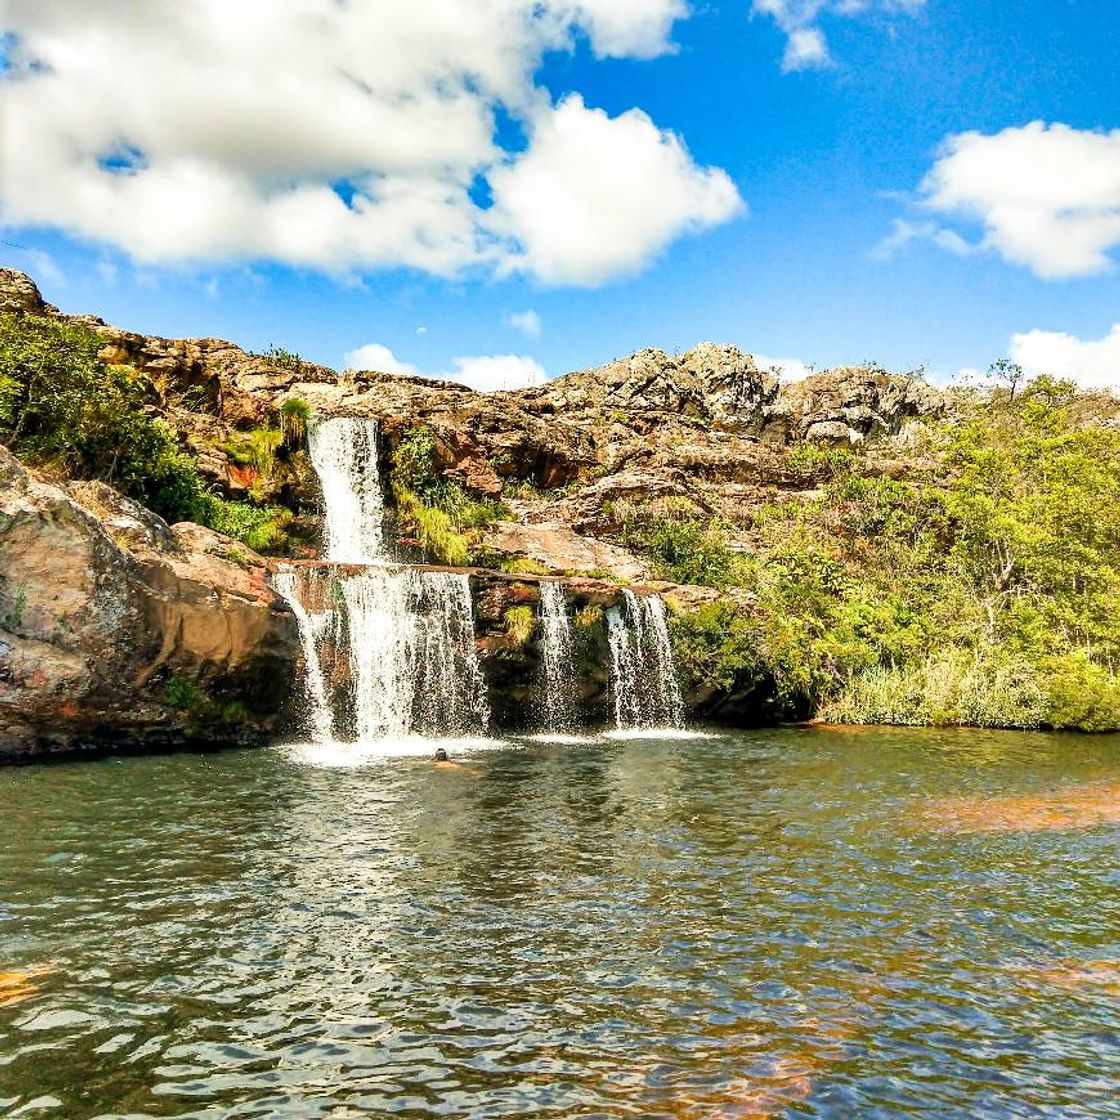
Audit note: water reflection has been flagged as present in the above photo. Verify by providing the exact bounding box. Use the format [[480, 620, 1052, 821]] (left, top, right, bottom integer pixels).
[[0, 727, 1118, 1117]]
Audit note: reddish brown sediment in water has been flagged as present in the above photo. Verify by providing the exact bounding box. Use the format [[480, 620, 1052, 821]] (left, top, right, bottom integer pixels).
[[1012, 960, 1120, 996], [0, 968, 49, 1006], [654, 1017, 858, 1118], [921, 780, 1120, 833]]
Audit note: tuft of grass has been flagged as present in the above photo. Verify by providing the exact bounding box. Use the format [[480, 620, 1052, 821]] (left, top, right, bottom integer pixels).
[[504, 605, 535, 646], [166, 675, 201, 711], [279, 397, 311, 448], [502, 556, 550, 576], [574, 604, 604, 630]]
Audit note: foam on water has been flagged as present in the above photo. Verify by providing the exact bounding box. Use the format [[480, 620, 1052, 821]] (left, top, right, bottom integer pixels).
[[283, 735, 512, 768], [601, 727, 718, 742], [520, 732, 601, 746]]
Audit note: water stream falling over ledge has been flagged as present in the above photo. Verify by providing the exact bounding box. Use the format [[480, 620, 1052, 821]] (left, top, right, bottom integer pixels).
[[538, 581, 576, 732], [273, 415, 491, 744], [607, 590, 684, 730]]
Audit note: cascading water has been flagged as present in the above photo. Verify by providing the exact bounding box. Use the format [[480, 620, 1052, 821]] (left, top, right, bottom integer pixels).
[[607, 590, 684, 729], [341, 568, 489, 740], [308, 416, 384, 563], [271, 566, 336, 744], [538, 582, 576, 731], [274, 415, 490, 743]]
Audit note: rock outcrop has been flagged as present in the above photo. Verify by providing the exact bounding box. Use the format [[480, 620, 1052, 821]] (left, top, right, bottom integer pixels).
[[0, 448, 296, 760], [0, 267, 959, 754]]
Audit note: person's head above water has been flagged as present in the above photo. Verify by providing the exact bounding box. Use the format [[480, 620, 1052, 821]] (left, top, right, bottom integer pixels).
[[434, 748, 449, 762]]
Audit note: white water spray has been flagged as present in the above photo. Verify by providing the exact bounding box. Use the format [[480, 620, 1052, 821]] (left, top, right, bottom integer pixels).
[[607, 590, 684, 729], [538, 582, 576, 732], [309, 416, 384, 562], [275, 416, 491, 742], [271, 566, 336, 744]]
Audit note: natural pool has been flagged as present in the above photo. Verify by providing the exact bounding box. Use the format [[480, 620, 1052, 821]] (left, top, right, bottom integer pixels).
[[1, 727, 1119, 1118]]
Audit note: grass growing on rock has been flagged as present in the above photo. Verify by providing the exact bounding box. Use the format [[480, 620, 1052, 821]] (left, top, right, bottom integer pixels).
[[0, 312, 297, 554], [644, 376, 1120, 730], [391, 424, 511, 565]]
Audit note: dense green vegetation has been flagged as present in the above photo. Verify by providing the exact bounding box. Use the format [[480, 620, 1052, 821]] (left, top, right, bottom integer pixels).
[[0, 312, 297, 553], [667, 377, 1120, 731], [391, 425, 510, 565]]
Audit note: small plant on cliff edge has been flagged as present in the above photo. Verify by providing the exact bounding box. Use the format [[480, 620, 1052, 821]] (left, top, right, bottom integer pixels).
[[279, 397, 311, 448], [222, 427, 283, 474], [265, 344, 305, 374], [574, 604, 603, 629], [166, 675, 201, 711], [505, 605, 535, 646]]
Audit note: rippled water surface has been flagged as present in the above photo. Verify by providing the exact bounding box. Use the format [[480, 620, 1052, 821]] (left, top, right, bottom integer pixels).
[[2, 727, 1120, 1118]]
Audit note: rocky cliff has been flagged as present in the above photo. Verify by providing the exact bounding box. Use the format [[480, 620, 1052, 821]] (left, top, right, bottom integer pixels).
[[0, 447, 295, 759], [0, 268, 956, 755]]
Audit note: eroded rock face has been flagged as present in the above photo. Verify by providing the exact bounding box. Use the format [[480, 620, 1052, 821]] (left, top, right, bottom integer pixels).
[[0, 267, 959, 750], [779, 367, 947, 444], [0, 449, 297, 760], [480, 522, 651, 580]]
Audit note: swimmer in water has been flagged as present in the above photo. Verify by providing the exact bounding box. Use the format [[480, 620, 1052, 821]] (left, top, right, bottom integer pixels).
[[432, 748, 478, 774]]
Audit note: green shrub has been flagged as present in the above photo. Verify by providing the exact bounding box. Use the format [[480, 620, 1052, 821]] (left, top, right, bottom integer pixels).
[[279, 397, 310, 447], [1042, 653, 1120, 732], [623, 505, 742, 589], [222, 427, 283, 472], [822, 649, 1049, 729], [194, 495, 293, 554], [669, 603, 765, 699], [166, 675, 201, 711], [0, 314, 212, 521], [505, 605, 535, 646], [785, 441, 854, 480]]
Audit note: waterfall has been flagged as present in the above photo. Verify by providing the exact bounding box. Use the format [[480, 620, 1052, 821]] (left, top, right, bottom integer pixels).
[[271, 566, 336, 744], [341, 568, 489, 740], [409, 572, 490, 736], [275, 415, 491, 743], [538, 582, 576, 731], [607, 591, 684, 729], [309, 416, 385, 563]]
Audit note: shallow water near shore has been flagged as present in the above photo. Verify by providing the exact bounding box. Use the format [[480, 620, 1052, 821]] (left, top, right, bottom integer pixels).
[[2, 726, 1119, 1118]]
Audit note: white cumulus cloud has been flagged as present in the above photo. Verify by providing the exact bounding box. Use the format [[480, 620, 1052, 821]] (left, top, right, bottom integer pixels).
[[751, 0, 925, 71], [753, 353, 814, 380], [445, 354, 548, 392], [341, 343, 546, 392], [0, 0, 739, 286], [489, 94, 743, 284], [917, 121, 1120, 279], [343, 343, 419, 376], [505, 309, 543, 337], [1009, 323, 1120, 390]]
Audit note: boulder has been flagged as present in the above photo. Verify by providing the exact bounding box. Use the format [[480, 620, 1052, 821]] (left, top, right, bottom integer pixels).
[[481, 521, 651, 580], [0, 448, 297, 760]]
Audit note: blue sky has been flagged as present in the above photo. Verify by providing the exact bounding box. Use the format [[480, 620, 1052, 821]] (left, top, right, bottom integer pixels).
[[1, 1, 1118, 389]]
